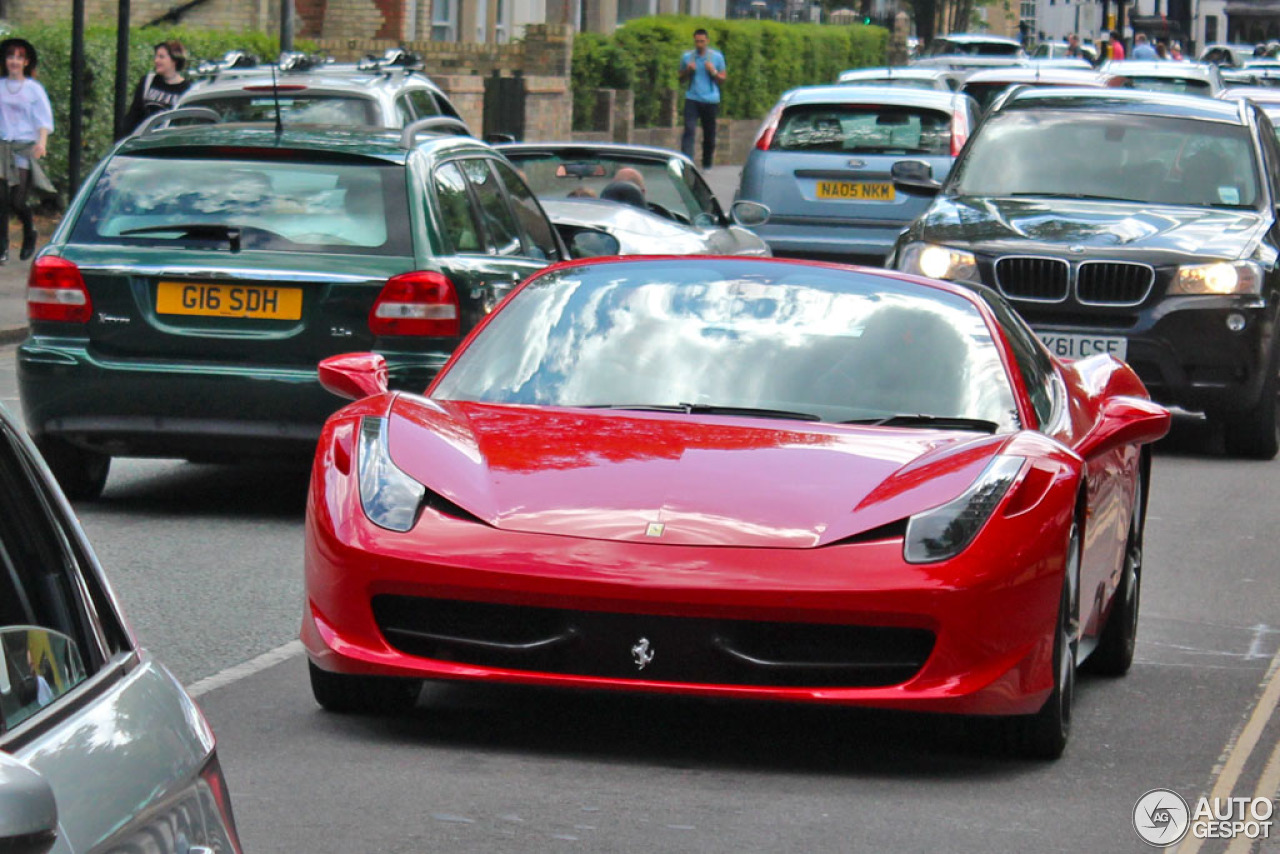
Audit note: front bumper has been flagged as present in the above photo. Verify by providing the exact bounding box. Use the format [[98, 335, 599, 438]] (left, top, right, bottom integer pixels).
[[302, 445, 1074, 718]]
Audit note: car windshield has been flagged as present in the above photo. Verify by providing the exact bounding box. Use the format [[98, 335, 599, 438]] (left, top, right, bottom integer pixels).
[[432, 260, 1019, 430], [69, 154, 413, 254], [949, 109, 1260, 207], [185, 93, 381, 125], [773, 104, 953, 154], [1122, 76, 1212, 95], [502, 151, 718, 224]]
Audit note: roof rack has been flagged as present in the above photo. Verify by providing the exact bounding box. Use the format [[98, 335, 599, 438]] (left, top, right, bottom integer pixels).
[[358, 48, 424, 73], [400, 116, 472, 147], [193, 50, 261, 79], [277, 51, 335, 73], [133, 106, 221, 136]]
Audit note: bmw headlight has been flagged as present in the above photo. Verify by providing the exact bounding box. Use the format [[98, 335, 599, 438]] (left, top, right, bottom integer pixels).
[[897, 242, 981, 283], [1170, 261, 1263, 296], [903, 456, 1025, 564], [358, 416, 426, 532]]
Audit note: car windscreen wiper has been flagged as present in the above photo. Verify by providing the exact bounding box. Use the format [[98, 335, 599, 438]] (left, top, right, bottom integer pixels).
[[582, 403, 822, 421], [1004, 192, 1136, 202], [843, 414, 1000, 432], [120, 223, 243, 251]]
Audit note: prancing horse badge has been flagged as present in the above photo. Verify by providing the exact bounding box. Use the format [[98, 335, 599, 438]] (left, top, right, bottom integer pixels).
[[631, 638, 655, 670]]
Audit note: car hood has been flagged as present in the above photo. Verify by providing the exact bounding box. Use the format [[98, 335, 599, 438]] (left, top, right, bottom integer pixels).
[[540, 198, 720, 255], [385, 398, 1008, 548], [916, 196, 1267, 261]]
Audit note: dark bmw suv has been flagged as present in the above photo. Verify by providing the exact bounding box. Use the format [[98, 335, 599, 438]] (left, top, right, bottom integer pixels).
[[891, 88, 1280, 458], [18, 121, 566, 499]]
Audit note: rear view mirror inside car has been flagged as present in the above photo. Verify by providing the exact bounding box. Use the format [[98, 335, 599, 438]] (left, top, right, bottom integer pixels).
[[556, 162, 607, 178]]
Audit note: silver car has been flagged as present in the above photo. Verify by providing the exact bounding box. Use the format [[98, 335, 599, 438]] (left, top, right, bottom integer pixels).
[[0, 402, 241, 853], [1103, 60, 1225, 96], [179, 50, 466, 130], [836, 66, 962, 91], [498, 143, 771, 257]]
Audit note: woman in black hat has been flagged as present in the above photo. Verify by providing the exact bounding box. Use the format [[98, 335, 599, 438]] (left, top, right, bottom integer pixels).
[[0, 37, 53, 263]]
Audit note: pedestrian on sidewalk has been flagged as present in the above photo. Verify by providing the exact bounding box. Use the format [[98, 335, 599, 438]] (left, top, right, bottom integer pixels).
[[679, 29, 726, 170], [123, 41, 192, 137], [0, 37, 54, 264]]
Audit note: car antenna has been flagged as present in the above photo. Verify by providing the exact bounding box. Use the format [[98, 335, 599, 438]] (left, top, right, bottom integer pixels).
[[271, 63, 284, 139]]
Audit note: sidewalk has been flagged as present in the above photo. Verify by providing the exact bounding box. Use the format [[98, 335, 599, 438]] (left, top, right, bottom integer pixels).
[[0, 167, 744, 348]]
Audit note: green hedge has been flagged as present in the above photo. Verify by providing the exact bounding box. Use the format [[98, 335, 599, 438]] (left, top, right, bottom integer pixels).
[[13, 23, 300, 205], [580, 16, 887, 130], [571, 31, 636, 131]]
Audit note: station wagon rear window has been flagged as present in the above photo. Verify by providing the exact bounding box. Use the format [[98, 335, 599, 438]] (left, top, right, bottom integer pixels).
[[70, 155, 412, 255], [184, 94, 381, 125], [772, 105, 953, 155]]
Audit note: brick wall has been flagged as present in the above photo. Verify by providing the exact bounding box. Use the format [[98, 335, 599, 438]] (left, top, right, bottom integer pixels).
[[632, 118, 760, 167], [432, 74, 485, 132], [11, 0, 268, 30], [524, 75, 572, 139]]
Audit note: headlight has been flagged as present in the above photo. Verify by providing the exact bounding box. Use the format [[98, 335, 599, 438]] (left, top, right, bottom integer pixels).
[[897, 242, 980, 283], [903, 455, 1025, 564], [1170, 261, 1263, 296], [358, 416, 425, 532]]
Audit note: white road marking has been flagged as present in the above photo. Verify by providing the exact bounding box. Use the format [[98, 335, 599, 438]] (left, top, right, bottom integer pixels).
[[185, 640, 304, 699], [1173, 643, 1280, 853]]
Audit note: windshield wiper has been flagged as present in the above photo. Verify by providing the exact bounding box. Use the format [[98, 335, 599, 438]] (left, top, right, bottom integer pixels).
[[843, 414, 1000, 432], [582, 403, 821, 421], [120, 223, 242, 251], [1004, 192, 1135, 202]]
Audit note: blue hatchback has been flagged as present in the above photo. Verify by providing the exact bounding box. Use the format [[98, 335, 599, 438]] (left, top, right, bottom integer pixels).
[[736, 85, 978, 266]]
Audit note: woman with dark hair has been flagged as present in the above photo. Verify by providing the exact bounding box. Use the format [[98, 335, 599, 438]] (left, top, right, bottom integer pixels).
[[124, 41, 192, 135], [0, 37, 54, 263]]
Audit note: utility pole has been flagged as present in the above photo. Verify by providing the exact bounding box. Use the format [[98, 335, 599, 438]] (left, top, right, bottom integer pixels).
[[113, 0, 130, 140], [70, 0, 85, 193], [280, 0, 294, 54]]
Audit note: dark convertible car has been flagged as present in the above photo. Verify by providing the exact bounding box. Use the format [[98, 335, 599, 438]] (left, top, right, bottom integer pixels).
[[891, 88, 1280, 458]]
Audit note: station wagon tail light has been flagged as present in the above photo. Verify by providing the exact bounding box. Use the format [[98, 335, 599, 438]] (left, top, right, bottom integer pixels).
[[369, 271, 460, 337], [28, 256, 92, 323], [950, 109, 969, 156], [754, 102, 785, 150]]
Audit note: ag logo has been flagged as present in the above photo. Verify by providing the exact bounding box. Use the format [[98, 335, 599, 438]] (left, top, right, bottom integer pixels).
[[1133, 788, 1190, 846]]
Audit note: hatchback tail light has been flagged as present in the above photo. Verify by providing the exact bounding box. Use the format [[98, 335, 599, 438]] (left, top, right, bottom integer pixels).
[[28, 256, 92, 323], [754, 103, 785, 151], [950, 108, 970, 157], [369, 271, 460, 337]]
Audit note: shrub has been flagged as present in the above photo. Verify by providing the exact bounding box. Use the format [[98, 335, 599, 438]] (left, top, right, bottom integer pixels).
[[571, 31, 636, 131], [11, 23, 300, 205], [593, 16, 887, 127]]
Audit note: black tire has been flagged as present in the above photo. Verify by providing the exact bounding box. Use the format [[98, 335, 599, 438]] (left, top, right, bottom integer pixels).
[[33, 435, 110, 501], [1086, 471, 1143, 676], [1004, 522, 1079, 760], [1222, 347, 1280, 460], [308, 661, 420, 714]]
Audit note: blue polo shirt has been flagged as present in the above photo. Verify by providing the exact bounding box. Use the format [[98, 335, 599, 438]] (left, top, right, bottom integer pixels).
[[681, 47, 726, 104]]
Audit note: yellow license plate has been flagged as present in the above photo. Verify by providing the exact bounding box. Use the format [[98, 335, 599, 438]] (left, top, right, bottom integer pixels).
[[815, 181, 895, 201], [156, 282, 303, 320]]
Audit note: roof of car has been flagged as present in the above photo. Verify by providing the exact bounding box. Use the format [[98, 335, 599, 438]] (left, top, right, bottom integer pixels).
[[1103, 60, 1217, 78], [185, 68, 444, 97], [1219, 86, 1280, 104], [934, 33, 1023, 45], [962, 66, 1108, 84], [115, 123, 486, 160], [778, 84, 965, 109], [1000, 86, 1246, 121], [837, 66, 956, 80]]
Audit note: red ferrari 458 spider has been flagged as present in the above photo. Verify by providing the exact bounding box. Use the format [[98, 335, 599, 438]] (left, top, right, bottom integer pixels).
[[301, 256, 1170, 759]]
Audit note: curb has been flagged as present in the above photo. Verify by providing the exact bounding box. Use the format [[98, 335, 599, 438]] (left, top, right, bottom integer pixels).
[[0, 325, 26, 346]]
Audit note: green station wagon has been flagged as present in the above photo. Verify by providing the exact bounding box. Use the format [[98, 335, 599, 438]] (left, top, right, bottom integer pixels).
[[18, 121, 566, 499]]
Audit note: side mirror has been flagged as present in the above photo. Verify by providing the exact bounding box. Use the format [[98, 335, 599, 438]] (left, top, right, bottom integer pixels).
[[318, 353, 390, 400], [892, 159, 943, 195], [1076, 396, 1171, 459], [569, 229, 622, 259], [0, 753, 57, 854], [730, 200, 771, 227]]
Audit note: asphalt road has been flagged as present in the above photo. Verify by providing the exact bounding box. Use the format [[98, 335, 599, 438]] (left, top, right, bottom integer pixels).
[[2, 341, 1279, 853]]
